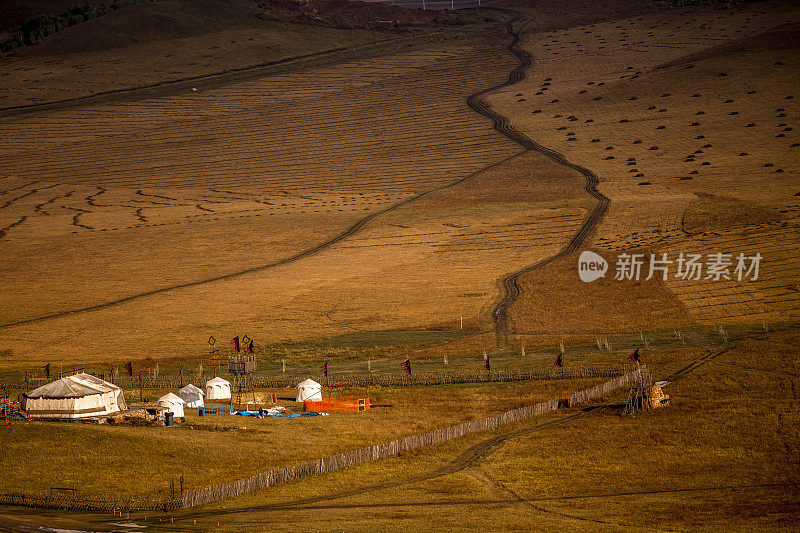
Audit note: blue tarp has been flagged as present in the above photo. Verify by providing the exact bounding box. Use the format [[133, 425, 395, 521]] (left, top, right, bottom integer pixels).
[[235, 411, 325, 418]]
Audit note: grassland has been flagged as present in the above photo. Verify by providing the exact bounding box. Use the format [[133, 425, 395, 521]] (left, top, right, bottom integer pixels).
[[2, 0, 795, 370], [160, 328, 800, 531], [0, 0, 798, 529], [488, 0, 800, 334], [0, 375, 607, 498], [1, 326, 794, 531]]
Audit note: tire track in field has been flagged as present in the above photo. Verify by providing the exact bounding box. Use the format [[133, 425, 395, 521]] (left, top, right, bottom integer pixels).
[[171, 338, 751, 524], [0, 7, 602, 335], [0, 30, 462, 119], [0, 151, 524, 331], [466, 8, 609, 339]]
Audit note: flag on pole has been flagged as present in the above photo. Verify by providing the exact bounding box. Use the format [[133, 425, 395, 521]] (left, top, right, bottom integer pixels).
[[484, 352, 490, 372], [628, 347, 640, 363], [403, 358, 412, 376], [555, 353, 563, 368], [43, 363, 50, 377], [322, 361, 328, 377], [231, 336, 240, 352], [125, 361, 133, 376], [246, 339, 254, 353]]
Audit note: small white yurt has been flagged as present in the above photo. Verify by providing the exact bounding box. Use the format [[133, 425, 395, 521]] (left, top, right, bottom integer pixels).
[[296, 378, 323, 402], [157, 392, 185, 418], [178, 383, 204, 408], [205, 376, 231, 401], [22, 373, 127, 419]]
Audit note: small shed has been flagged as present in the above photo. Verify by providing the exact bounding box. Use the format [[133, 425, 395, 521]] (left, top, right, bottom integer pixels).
[[205, 377, 231, 401], [296, 378, 323, 402], [22, 373, 127, 419], [157, 393, 185, 418], [178, 384, 204, 408]]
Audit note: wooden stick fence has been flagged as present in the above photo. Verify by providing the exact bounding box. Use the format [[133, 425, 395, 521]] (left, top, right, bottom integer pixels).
[[567, 365, 646, 407], [180, 366, 644, 508], [0, 491, 180, 513], [1, 367, 643, 512], [10, 365, 627, 391]]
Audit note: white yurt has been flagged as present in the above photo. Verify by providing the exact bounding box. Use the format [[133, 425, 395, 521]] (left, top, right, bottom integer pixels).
[[296, 378, 323, 402], [178, 383, 204, 408], [22, 373, 127, 419], [157, 392, 185, 418], [205, 376, 231, 401]]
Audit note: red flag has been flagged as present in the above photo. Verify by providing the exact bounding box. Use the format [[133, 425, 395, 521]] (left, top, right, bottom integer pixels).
[[231, 336, 240, 352], [43, 363, 50, 377], [322, 361, 328, 377], [125, 361, 133, 376], [484, 354, 490, 372], [554, 354, 563, 368], [628, 348, 640, 363], [403, 358, 412, 376]]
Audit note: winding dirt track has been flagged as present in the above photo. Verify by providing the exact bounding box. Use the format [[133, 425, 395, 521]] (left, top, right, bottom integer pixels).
[[0, 152, 524, 330], [170, 338, 741, 524], [0, 9, 607, 336], [469, 8, 609, 338]]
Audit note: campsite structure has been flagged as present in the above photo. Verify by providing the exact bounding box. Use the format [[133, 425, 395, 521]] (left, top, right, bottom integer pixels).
[[204, 376, 231, 402], [178, 384, 204, 408], [228, 353, 257, 405], [303, 397, 370, 413], [21, 373, 126, 419], [157, 392, 186, 418], [296, 379, 323, 402]]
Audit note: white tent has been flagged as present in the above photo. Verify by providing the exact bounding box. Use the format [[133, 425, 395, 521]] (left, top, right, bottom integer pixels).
[[205, 377, 231, 401], [157, 392, 185, 418], [22, 373, 127, 419], [296, 378, 323, 402], [178, 384, 204, 408]]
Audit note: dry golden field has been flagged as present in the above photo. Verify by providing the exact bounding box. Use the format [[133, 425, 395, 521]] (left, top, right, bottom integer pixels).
[[169, 329, 799, 532], [0, 0, 797, 368], [1, 19, 550, 366], [1, 327, 794, 531], [1, 0, 799, 530], [489, 0, 800, 334], [0, 0, 392, 108]]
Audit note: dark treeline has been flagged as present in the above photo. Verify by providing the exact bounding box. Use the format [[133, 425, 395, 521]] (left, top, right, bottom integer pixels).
[[1, 1, 157, 53]]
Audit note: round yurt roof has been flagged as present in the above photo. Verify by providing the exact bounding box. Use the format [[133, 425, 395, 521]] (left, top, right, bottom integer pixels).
[[24, 373, 120, 399], [179, 384, 204, 395], [158, 392, 185, 404], [205, 377, 230, 387]]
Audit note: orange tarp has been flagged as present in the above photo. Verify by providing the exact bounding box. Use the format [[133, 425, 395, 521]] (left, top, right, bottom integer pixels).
[[303, 397, 370, 413]]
